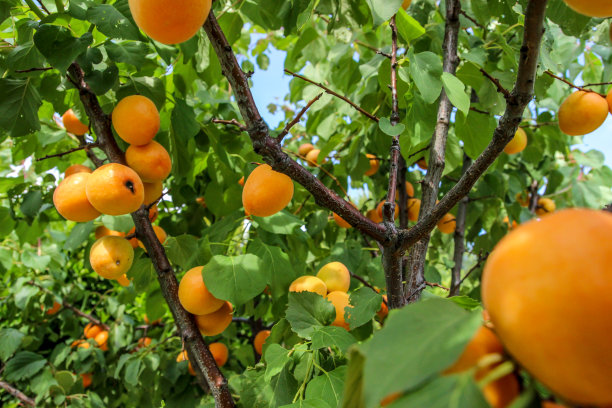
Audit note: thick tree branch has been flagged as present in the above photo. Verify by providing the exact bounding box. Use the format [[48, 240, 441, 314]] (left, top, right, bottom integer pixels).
[[397, 0, 549, 255], [404, 0, 461, 303], [203, 13, 387, 243], [66, 63, 233, 407], [450, 155, 471, 296], [0, 380, 35, 407]]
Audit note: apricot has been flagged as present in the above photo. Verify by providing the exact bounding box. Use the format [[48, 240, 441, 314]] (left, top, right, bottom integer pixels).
[[515, 192, 530, 207], [364, 154, 380, 176], [482, 209, 612, 406], [178, 266, 225, 315], [253, 330, 270, 355], [81, 373, 92, 388], [53, 173, 101, 222], [84, 323, 103, 339], [437, 213, 456, 234], [327, 291, 351, 330], [126, 141, 172, 183], [238, 177, 245, 187], [298, 143, 315, 157], [143, 181, 163, 205], [42, 301, 61, 315], [376, 200, 399, 220], [86, 163, 144, 215], [128, 0, 212, 45], [504, 127, 527, 155], [196, 197, 207, 207], [562, 0, 612, 17], [77, 341, 91, 349], [405, 181, 414, 198], [209, 342, 229, 367], [65, 164, 91, 177], [541, 402, 567, 408], [444, 326, 505, 374], [407, 198, 421, 222], [137, 337, 151, 348], [608, 88, 612, 115], [90, 236, 134, 280], [535, 197, 555, 216], [481, 373, 520, 408], [305, 149, 324, 167], [144, 315, 162, 325], [112, 95, 160, 145], [94, 330, 109, 347], [316, 262, 350, 293], [558, 91, 608, 136], [417, 158, 428, 170], [148, 205, 159, 223], [138, 225, 167, 251], [377, 295, 388, 320], [366, 209, 383, 223], [176, 350, 196, 375], [289, 276, 328, 297], [242, 164, 294, 217], [402, 0, 412, 10], [115, 274, 131, 287], [62, 109, 89, 135], [95, 226, 124, 240], [195, 301, 233, 336], [332, 203, 357, 229], [502, 216, 517, 230], [127, 227, 139, 249]]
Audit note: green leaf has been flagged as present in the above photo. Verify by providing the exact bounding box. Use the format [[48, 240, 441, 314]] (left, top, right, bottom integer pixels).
[[455, 110, 497, 160], [252, 211, 304, 234], [408, 50, 443, 104], [104, 42, 150, 67], [55, 370, 76, 393], [165, 234, 205, 270], [279, 399, 331, 408], [346, 288, 382, 330], [305, 366, 347, 408], [87, 4, 141, 40], [33, 25, 93, 73], [7, 41, 45, 71], [3, 351, 47, 381], [378, 117, 405, 137], [145, 287, 166, 321], [171, 98, 200, 141], [117, 76, 166, 109], [264, 344, 291, 381], [0, 207, 16, 239], [396, 9, 425, 43], [20, 190, 42, 218], [441, 73, 470, 115], [286, 291, 335, 339], [64, 222, 94, 251], [0, 78, 42, 137], [202, 254, 267, 305], [249, 240, 299, 299], [365, 0, 403, 27], [311, 326, 356, 353], [0, 328, 25, 361], [124, 358, 142, 386], [391, 374, 488, 408], [84, 64, 119, 95], [21, 250, 50, 270]]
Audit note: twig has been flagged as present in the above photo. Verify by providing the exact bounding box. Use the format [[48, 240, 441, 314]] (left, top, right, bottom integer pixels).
[[15, 67, 53, 73], [426, 282, 450, 291], [212, 118, 246, 131], [284, 149, 349, 199], [354, 40, 392, 58], [277, 93, 323, 141], [36, 143, 98, 162], [349, 271, 387, 306], [544, 70, 604, 96], [146, 190, 169, 210], [459, 10, 484, 29], [284, 69, 379, 123], [480, 68, 511, 99], [470, 107, 490, 115], [24, 0, 45, 20], [459, 252, 489, 286], [450, 154, 471, 297], [0, 380, 35, 407]]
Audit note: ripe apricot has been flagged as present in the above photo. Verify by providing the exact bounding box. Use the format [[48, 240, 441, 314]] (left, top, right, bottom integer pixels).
[[316, 262, 350, 293], [148, 205, 159, 223], [437, 213, 456, 234], [417, 158, 428, 170], [535, 197, 555, 216], [53, 173, 101, 222], [86, 163, 144, 215], [444, 326, 505, 374], [195, 301, 233, 336], [95, 226, 124, 239], [42, 301, 61, 315], [127, 227, 139, 249], [65, 164, 91, 177], [289, 276, 328, 297], [402, 0, 412, 10], [94, 330, 108, 347], [143, 181, 163, 205], [541, 402, 567, 408], [376, 201, 399, 220], [298, 143, 315, 157], [90, 236, 134, 280], [84, 323, 103, 339], [138, 225, 167, 251], [81, 373, 92, 388], [482, 373, 520, 408], [126, 141, 172, 183], [128, 0, 212, 45], [364, 154, 380, 176], [196, 197, 207, 208], [504, 127, 528, 155], [558, 91, 608, 136], [242, 164, 294, 217], [405, 181, 415, 198], [77, 341, 91, 349], [115, 274, 131, 287], [253, 330, 270, 355], [238, 177, 245, 187], [377, 295, 388, 321], [144, 315, 162, 325], [327, 291, 351, 330], [482, 209, 612, 406], [305, 149, 323, 167], [366, 209, 383, 223], [407, 198, 421, 222], [178, 266, 224, 315], [62, 109, 89, 135], [112, 95, 160, 145], [562, 0, 612, 17], [209, 342, 229, 367], [137, 337, 151, 348], [177, 350, 196, 375], [515, 192, 530, 207]]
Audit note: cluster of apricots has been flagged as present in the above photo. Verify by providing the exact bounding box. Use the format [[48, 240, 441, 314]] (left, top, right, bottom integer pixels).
[[71, 323, 110, 352], [515, 192, 556, 217]]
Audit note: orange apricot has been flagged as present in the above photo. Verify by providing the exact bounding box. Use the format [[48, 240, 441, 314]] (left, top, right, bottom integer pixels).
[[95, 226, 124, 239], [127, 227, 139, 249], [305, 149, 324, 167], [332, 203, 357, 229], [377, 295, 388, 321], [62, 109, 89, 135], [437, 213, 456, 234], [112, 95, 160, 145], [402, 0, 412, 9], [84, 323, 103, 339], [558, 91, 608, 136], [253, 330, 270, 355], [194, 301, 233, 336], [405, 181, 415, 198], [298, 143, 315, 157], [126, 141, 172, 183], [366, 209, 383, 223], [535, 197, 556, 216], [115, 274, 131, 287], [148, 205, 159, 223], [407, 198, 421, 222], [81, 373, 92, 388], [128, 0, 212, 45], [504, 127, 528, 155], [86, 163, 144, 215], [541, 402, 567, 408], [316, 262, 350, 293], [177, 350, 196, 375], [196, 197, 207, 207], [137, 337, 152, 348], [53, 173, 101, 222], [502, 216, 518, 230], [515, 192, 530, 207], [143, 181, 163, 205], [482, 209, 612, 406], [242, 164, 294, 217], [90, 236, 134, 280], [327, 291, 351, 330], [77, 341, 91, 349], [607, 88, 612, 114], [209, 342, 229, 367], [364, 154, 380, 176], [43, 301, 61, 315], [238, 177, 245, 187], [562, 0, 612, 17], [444, 326, 505, 374], [417, 158, 428, 170], [65, 164, 91, 177], [289, 276, 328, 297], [94, 330, 109, 347], [178, 266, 225, 315], [482, 373, 520, 408]]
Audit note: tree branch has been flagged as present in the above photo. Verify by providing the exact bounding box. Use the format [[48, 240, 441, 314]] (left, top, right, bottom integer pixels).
[[277, 93, 323, 141], [544, 70, 604, 96], [0, 380, 35, 407], [36, 143, 98, 162], [354, 40, 392, 58], [212, 118, 246, 130], [450, 155, 471, 296], [480, 68, 511, 99]]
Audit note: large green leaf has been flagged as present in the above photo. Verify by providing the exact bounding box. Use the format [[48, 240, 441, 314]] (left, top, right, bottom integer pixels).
[[249, 240, 299, 298], [3, 351, 47, 381], [408, 50, 443, 104], [305, 366, 347, 408], [0, 328, 25, 361], [365, 0, 403, 27], [346, 288, 382, 330], [33, 25, 93, 73], [286, 291, 335, 338], [0, 78, 42, 137], [87, 4, 141, 40], [202, 254, 267, 305]]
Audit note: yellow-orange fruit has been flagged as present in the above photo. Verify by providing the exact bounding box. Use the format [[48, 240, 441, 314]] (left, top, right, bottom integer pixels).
[[305, 149, 324, 167], [364, 154, 380, 176], [95, 226, 124, 240], [94, 331, 109, 347], [144, 315, 162, 325], [482, 209, 612, 406], [437, 213, 456, 234], [81, 373, 92, 388], [178, 266, 224, 315], [195, 301, 233, 336], [504, 127, 528, 155], [376, 201, 399, 220], [327, 291, 351, 330], [127, 227, 139, 249], [143, 181, 163, 205], [482, 374, 520, 408], [137, 337, 152, 348], [536, 197, 556, 216], [196, 197, 206, 207], [86, 163, 144, 215], [298, 143, 315, 157], [77, 341, 90, 349], [541, 402, 567, 408], [138, 225, 167, 251], [515, 192, 530, 207], [65, 164, 91, 177], [377, 295, 388, 321], [176, 350, 196, 375], [128, 0, 212, 45], [84, 323, 103, 339], [444, 326, 505, 374], [558, 91, 608, 136], [238, 177, 245, 187], [502, 216, 518, 230], [53, 173, 101, 222], [112, 95, 160, 145], [126, 141, 172, 183], [115, 274, 131, 287], [253, 330, 270, 355], [148, 205, 159, 223], [405, 181, 415, 198], [402, 0, 412, 10], [242, 164, 294, 217], [407, 198, 421, 222], [562, 0, 612, 17], [90, 236, 134, 280], [417, 158, 428, 170], [42, 301, 61, 315], [316, 262, 350, 293], [62, 109, 89, 135], [366, 209, 383, 223], [209, 342, 229, 367], [289, 276, 328, 297]]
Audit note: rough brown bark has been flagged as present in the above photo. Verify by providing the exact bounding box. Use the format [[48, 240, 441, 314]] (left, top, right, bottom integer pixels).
[[0, 380, 35, 407], [449, 155, 471, 296]]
